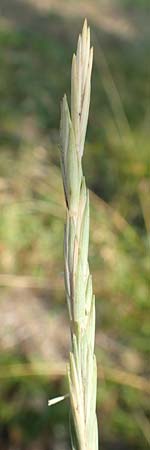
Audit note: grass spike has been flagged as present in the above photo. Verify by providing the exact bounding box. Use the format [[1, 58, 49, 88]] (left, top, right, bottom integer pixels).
[[60, 20, 99, 450]]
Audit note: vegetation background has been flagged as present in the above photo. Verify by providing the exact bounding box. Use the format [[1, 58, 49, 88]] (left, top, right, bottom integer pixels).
[[0, 0, 149, 449]]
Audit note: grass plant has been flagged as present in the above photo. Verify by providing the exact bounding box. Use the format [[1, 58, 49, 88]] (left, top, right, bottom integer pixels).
[[59, 20, 98, 450], [0, 5, 149, 449]]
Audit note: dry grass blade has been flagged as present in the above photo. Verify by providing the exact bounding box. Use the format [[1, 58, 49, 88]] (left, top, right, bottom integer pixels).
[[59, 19, 98, 450], [1, 362, 150, 394]]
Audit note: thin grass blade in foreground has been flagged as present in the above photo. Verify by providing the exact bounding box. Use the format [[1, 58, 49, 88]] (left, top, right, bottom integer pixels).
[[60, 20, 98, 449]]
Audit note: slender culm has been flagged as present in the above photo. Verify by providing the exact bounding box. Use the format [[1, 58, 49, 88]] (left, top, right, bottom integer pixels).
[[60, 20, 98, 450]]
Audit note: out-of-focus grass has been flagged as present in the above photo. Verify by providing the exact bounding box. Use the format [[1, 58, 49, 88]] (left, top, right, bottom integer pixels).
[[0, 1, 149, 449], [121, 0, 150, 9]]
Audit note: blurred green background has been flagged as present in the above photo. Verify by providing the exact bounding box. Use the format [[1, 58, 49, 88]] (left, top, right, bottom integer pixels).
[[0, 0, 149, 449]]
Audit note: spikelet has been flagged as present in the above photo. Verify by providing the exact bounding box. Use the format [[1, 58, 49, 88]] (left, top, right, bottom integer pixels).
[[60, 19, 98, 450]]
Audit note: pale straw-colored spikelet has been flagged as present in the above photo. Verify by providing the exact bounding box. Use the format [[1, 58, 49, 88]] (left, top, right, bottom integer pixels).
[[71, 20, 93, 157], [59, 19, 98, 449]]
